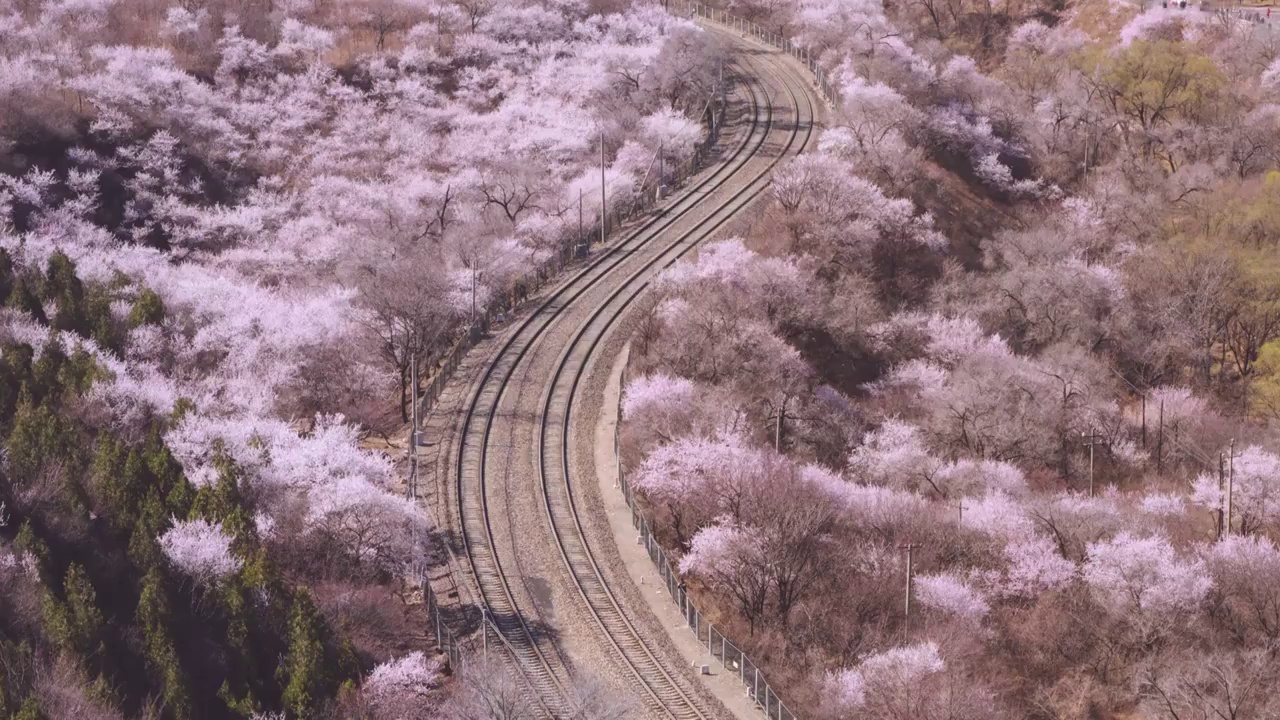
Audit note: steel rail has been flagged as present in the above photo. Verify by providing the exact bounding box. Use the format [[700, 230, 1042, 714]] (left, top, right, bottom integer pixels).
[[534, 50, 815, 720], [453, 62, 774, 715]]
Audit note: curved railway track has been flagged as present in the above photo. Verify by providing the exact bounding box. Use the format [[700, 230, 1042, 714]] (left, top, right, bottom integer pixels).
[[535, 54, 815, 719], [451, 36, 818, 719]]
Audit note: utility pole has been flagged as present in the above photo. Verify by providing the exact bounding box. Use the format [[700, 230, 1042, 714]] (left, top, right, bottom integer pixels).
[[898, 542, 921, 623], [408, 352, 419, 501], [578, 188, 584, 249], [1141, 394, 1147, 448], [956, 500, 964, 524], [1082, 428, 1103, 497], [1217, 451, 1226, 539], [1225, 439, 1236, 536], [1156, 398, 1165, 475], [600, 131, 607, 245], [658, 143, 664, 201], [774, 398, 786, 451], [470, 264, 477, 329]]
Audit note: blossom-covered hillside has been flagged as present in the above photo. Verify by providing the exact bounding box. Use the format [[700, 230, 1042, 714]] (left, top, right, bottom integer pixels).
[[623, 0, 1280, 718], [0, 0, 718, 716]]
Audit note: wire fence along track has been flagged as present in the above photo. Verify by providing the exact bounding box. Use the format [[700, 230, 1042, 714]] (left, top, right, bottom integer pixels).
[[453, 67, 773, 715], [546, 51, 812, 720], [619, 479, 799, 720]]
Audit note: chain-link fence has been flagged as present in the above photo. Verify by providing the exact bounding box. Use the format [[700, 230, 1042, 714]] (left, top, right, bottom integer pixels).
[[423, 579, 465, 669], [615, 371, 797, 720]]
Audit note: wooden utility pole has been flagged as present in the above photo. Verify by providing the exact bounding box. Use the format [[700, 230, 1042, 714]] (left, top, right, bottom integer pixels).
[[956, 500, 964, 525]]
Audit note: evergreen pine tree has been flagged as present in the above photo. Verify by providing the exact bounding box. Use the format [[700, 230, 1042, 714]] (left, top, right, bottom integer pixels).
[[0, 342, 34, 424], [0, 247, 15, 301], [7, 276, 47, 325], [279, 591, 327, 719], [13, 696, 43, 720], [44, 564, 105, 661], [13, 520, 52, 585], [128, 288, 166, 328], [29, 337, 67, 407], [44, 252, 87, 336], [86, 290, 120, 354], [137, 569, 193, 720]]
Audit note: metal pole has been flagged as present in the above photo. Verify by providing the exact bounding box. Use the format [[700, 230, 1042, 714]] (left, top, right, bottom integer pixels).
[[1157, 399, 1165, 474], [409, 352, 418, 501], [774, 399, 784, 451], [1217, 451, 1226, 539], [482, 608, 488, 661], [1141, 394, 1147, 447], [600, 131, 607, 244], [1088, 429, 1095, 498], [1226, 439, 1235, 535], [658, 143, 664, 200], [578, 187, 583, 247], [905, 544, 913, 617], [898, 542, 920, 621]]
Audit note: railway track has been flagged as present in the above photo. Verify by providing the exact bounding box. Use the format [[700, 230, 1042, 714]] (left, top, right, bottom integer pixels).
[[535, 53, 815, 720], [451, 36, 818, 719]]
